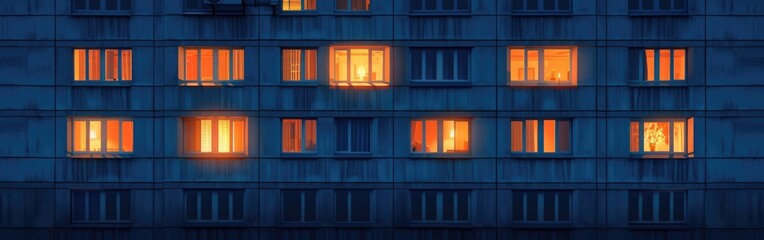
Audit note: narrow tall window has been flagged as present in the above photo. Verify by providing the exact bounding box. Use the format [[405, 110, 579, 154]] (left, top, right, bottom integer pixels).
[[283, 190, 317, 223], [335, 118, 371, 153], [411, 119, 469, 153], [410, 0, 469, 12], [512, 0, 571, 13], [629, 118, 694, 156], [282, 49, 317, 82], [410, 48, 470, 82], [72, 0, 132, 13], [72, 190, 130, 223], [410, 190, 469, 222], [178, 47, 244, 85], [183, 117, 247, 155], [510, 119, 571, 154], [283, 0, 317, 11], [185, 190, 244, 222], [70, 118, 133, 154], [508, 47, 576, 86], [336, 190, 371, 223], [336, 0, 370, 11], [282, 119, 317, 153], [512, 191, 571, 223], [629, 190, 686, 224], [330, 46, 390, 86], [74, 49, 132, 82], [642, 49, 686, 82]]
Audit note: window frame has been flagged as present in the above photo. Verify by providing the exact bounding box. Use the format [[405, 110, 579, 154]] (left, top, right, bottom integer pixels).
[[511, 0, 572, 15], [510, 119, 572, 156], [630, 118, 694, 158], [335, 189, 372, 224], [281, 0, 318, 13], [281, 118, 318, 154], [183, 0, 213, 13], [512, 190, 572, 224], [410, 47, 471, 84], [330, 46, 390, 87], [410, 119, 471, 155], [628, 0, 688, 15], [282, 190, 318, 224], [181, 117, 248, 157], [71, 0, 132, 15], [507, 47, 577, 86], [281, 48, 318, 84], [335, 0, 371, 13], [73, 48, 133, 84], [335, 118, 372, 154], [637, 48, 687, 84], [184, 189, 245, 223], [409, 0, 470, 14], [178, 47, 245, 86], [410, 190, 470, 223], [68, 117, 134, 157], [71, 189, 131, 224], [628, 190, 687, 225]]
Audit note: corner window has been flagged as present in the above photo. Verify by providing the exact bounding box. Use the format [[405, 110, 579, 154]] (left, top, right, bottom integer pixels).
[[336, 0, 370, 11], [282, 190, 317, 223], [70, 118, 133, 155], [282, 49, 317, 82], [410, 190, 469, 223], [641, 48, 686, 82], [508, 47, 576, 86], [510, 119, 571, 154], [512, 0, 571, 14], [411, 119, 470, 153], [629, 0, 687, 14], [283, 0, 316, 11], [335, 118, 371, 153], [74, 49, 132, 82], [410, 0, 469, 12], [630, 118, 694, 157], [183, 117, 247, 155], [336, 190, 371, 223], [178, 47, 244, 86], [72, 190, 130, 223], [282, 119, 317, 153], [185, 190, 244, 222], [512, 191, 571, 223], [410, 48, 470, 82], [330, 46, 390, 86], [72, 0, 131, 14], [629, 190, 686, 224]]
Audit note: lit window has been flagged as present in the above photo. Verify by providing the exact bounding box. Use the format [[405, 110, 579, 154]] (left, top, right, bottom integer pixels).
[[336, 0, 370, 11], [410, 190, 469, 222], [511, 119, 570, 154], [642, 49, 685, 82], [183, 117, 247, 155], [508, 47, 576, 86], [72, 0, 131, 14], [70, 118, 133, 155], [282, 119, 317, 153], [411, 48, 470, 82], [283, 0, 316, 11], [178, 47, 244, 86], [410, 0, 469, 12], [282, 49, 317, 82], [185, 190, 244, 222], [513, 191, 571, 223], [512, 0, 571, 14], [71, 190, 130, 223], [74, 49, 132, 82], [335, 118, 371, 153], [629, 0, 687, 14], [336, 190, 371, 223], [411, 119, 469, 153], [629, 190, 686, 224], [629, 118, 694, 156], [283, 190, 317, 223], [330, 46, 389, 86]]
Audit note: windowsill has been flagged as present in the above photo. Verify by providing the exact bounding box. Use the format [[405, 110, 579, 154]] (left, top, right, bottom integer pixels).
[[409, 81, 471, 87], [628, 222, 688, 229], [511, 11, 573, 16], [72, 81, 133, 87], [628, 80, 688, 87], [409, 11, 471, 17], [280, 152, 318, 158], [280, 222, 319, 227], [179, 81, 246, 87], [70, 11, 132, 16], [334, 221, 373, 227], [70, 222, 131, 228], [509, 153, 573, 159], [511, 222, 573, 229], [68, 153, 133, 159], [409, 221, 471, 227], [333, 11, 372, 16], [182, 11, 213, 15], [409, 152, 471, 159], [508, 81, 576, 88], [630, 153, 694, 159], [628, 11, 689, 16], [281, 81, 319, 87], [334, 152, 372, 158], [184, 221, 246, 227], [330, 82, 390, 88], [182, 153, 249, 159], [279, 10, 319, 16]]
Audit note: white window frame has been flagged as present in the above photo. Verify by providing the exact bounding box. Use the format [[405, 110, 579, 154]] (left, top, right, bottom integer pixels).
[[73, 48, 132, 82], [182, 117, 248, 156], [282, 118, 317, 153], [410, 48, 470, 82], [629, 190, 687, 224], [510, 119, 571, 155], [282, 190, 317, 223], [630, 118, 693, 157], [71, 190, 131, 223], [72, 0, 132, 14], [507, 47, 576, 86], [335, 190, 372, 223], [410, 119, 471, 154], [282, 48, 318, 82], [335, 0, 371, 12], [629, 0, 688, 14], [178, 47, 244, 86], [513, 190, 572, 223], [409, 0, 470, 13], [331, 46, 388, 86], [410, 190, 470, 223], [640, 48, 686, 82], [282, 0, 317, 11], [335, 118, 371, 153], [512, 0, 572, 14], [69, 117, 133, 155], [184, 189, 244, 222]]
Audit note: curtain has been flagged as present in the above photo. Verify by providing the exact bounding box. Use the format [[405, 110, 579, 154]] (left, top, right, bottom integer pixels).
[[557, 120, 571, 152]]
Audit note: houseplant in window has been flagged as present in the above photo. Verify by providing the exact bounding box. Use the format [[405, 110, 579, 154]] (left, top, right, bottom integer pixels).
[[644, 123, 666, 152]]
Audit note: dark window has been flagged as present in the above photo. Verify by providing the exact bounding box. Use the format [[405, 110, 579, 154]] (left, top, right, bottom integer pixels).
[[410, 190, 469, 222], [513, 0, 571, 13], [72, 190, 130, 223], [283, 190, 317, 223], [336, 190, 371, 222], [513, 191, 571, 223], [628, 0, 687, 13], [335, 118, 371, 153], [336, 0, 370, 11], [185, 0, 213, 12], [185, 190, 244, 222], [628, 190, 686, 224], [73, 0, 131, 13], [410, 0, 469, 12], [410, 48, 470, 82]]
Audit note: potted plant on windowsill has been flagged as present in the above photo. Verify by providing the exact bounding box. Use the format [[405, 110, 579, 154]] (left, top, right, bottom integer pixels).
[[644, 124, 666, 152]]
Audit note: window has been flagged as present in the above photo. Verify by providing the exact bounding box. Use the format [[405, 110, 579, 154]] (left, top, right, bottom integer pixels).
[[184, 0, 212, 12], [629, 0, 687, 14], [629, 190, 686, 224], [282, 49, 317, 82], [512, 0, 571, 13], [283, 0, 316, 11], [411, 119, 469, 153], [410, 0, 469, 12], [70, 118, 133, 154], [330, 46, 389, 86], [508, 47, 576, 86], [74, 49, 132, 82], [178, 47, 244, 86], [183, 117, 247, 155], [630, 118, 694, 156], [72, 190, 130, 223], [335, 118, 371, 153], [510, 119, 571, 154], [185, 190, 244, 222], [640, 49, 686, 82], [72, 0, 131, 13], [336, 190, 371, 223], [512, 191, 571, 223], [410, 190, 469, 222], [410, 48, 470, 82], [336, 0, 370, 11], [282, 190, 317, 223], [282, 119, 317, 153]]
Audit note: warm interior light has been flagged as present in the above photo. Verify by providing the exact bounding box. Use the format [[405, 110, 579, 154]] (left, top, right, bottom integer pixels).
[[89, 129, 97, 139], [450, 129, 455, 138], [200, 120, 212, 153], [356, 65, 367, 78]]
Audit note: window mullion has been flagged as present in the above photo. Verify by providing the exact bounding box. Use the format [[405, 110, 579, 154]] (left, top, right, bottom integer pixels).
[[653, 49, 659, 81], [437, 120, 443, 153], [100, 50, 105, 81], [638, 192, 643, 222], [100, 192, 106, 221], [347, 191, 353, 222], [118, 119, 123, 153], [670, 49, 674, 81], [523, 49, 528, 81]]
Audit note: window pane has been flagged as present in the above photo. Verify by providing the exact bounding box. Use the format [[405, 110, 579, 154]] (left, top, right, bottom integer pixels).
[[74, 49, 86, 81], [457, 0, 469, 10], [200, 119, 212, 152], [659, 49, 670, 81], [425, 191, 436, 221], [283, 49, 300, 81], [233, 49, 244, 80], [200, 191, 211, 220], [336, 190, 348, 222], [105, 50, 119, 81], [411, 49, 422, 80], [455, 121, 469, 151], [305, 49, 317, 80], [184, 118, 200, 153], [411, 0, 422, 10], [659, 192, 670, 221], [527, 50, 538, 80], [122, 121, 133, 152], [121, 50, 132, 81], [218, 49, 230, 80], [543, 120, 556, 153], [443, 192, 454, 221], [559, 0, 571, 10], [527, 0, 538, 10], [411, 121, 423, 152], [644, 122, 669, 152], [186, 192, 197, 220], [527, 192, 538, 221], [457, 49, 469, 80], [425, 49, 436, 80], [88, 0, 100, 10], [513, 0, 524, 11], [232, 120, 244, 153], [642, 0, 654, 10], [371, 50, 384, 81], [106, 120, 120, 152], [305, 0, 316, 10], [558, 192, 570, 221], [218, 191, 230, 220], [218, 120, 230, 153], [305, 120, 317, 152], [543, 192, 555, 221], [74, 120, 87, 152], [336, 119, 349, 152], [105, 191, 117, 220], [645, 49, 654, 81], [119, 191, 130, 221], [200, 49, 213, 81], [106, 0, 117, 10], [629, 191, 639, 221], [283, 191, 301, 221], [511, 121, 523, 152], [443, 50, 455, 80], [674, 121, 685, 153], [88, 191, 100, 221], [544, 49, 570, 82], [351, 191, 371, 222], [304, 191, 316, 222], [674, 49, 685, 80], [457, 191, 468, 221], [282, 119, 301, 152], [72, 191, 86, 221], [424, 0, 435, 10], [121, 0, 132, 10], [336, 0, 348, 10], [89, 121, 102, 152], [509, 49, 525, 81], [88, 49, 100, 81], [350, 119, 371, 152], [335, 50, 348, 81], [525, 120, 538, 152], [512, 192, 523, 221], [659, 0, 670, 10], [628, 0, 639, 10], [411, 191, 422, 220], [74, 0, 86, 10], [642, 192, 653, 221], [232, 191, 243, 220], [351, 0, 369, 11], [283, 0, 301, 10], [674, 192, 685, 221], [443, 0, 455, 10], [185, 49, 198, 81], [425, 120, 438, 153], [688, 118, 694, 153], [674, 0, 686, 10], [557, 120, 571, 152], [630, 122, 639, 152], [544, 0, 555, 10], [443, 120, 455, 152]]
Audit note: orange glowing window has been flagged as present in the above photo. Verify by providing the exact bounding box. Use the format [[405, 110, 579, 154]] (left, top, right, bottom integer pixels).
[[336, 0, 370, 11], [282, 119, 317, 153], [70, 118, 133, 154], [184, 117, 247, 155], [178, 47, 244, 85], [330, 46, 389, 86], [74, 49, 132, 82], [283, 0, 316, 11], [282, 49, 318, 82], [511, 119, 570, 154], [507, 47, 576, 86], [411, 119, 469, 153], [644, 48, 685, 82], [630, 118, 694, 156]]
